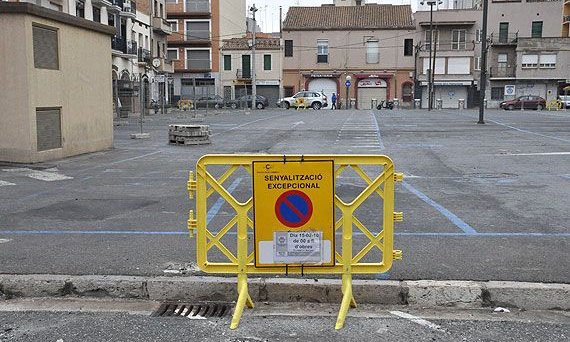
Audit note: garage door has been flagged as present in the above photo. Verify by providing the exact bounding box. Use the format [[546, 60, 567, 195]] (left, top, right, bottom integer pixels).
[[308, 78, 337, 100], [256, 85, 279, 108], [358, 88, 387, 110], [434, 86, 467, 109]]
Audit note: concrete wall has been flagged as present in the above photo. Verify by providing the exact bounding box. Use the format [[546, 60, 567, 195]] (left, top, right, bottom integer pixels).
[[219, 0, 245, 39], [0, 8, 114, 163], [488, 0, 563, 38]]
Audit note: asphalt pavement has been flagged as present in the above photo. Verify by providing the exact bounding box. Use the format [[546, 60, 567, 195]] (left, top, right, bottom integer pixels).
[[0, 107, 569, 283]]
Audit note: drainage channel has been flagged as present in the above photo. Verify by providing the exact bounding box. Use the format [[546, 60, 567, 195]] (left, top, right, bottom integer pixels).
[[151, 302, 233, 319]]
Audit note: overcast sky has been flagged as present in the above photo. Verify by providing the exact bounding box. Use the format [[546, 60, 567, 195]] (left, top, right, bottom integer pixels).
[[245, 0, 416, 33]]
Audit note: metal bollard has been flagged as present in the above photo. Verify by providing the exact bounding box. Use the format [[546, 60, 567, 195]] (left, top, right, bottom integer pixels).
[[458, 99, 465, 110], [393, 98, 400, 110], [371, 98, 377, 109], [484, 99, 488, 109], [436, 99, 443, 110], [414, 98, 421, 109]]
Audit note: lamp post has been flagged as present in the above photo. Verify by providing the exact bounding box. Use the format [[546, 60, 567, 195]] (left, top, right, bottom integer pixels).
[[250, 4, 258, 110], [345, 75, 351, 110], [420, 0, 442, 111], [478, 0, 489, 124]]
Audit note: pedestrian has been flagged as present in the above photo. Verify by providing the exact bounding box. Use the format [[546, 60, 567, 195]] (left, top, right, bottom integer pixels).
[[331, 93, 337, 110]]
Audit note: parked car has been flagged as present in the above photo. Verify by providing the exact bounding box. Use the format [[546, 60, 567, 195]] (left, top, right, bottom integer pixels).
[[226, 95, 269, 109], [278, 91, 328, 110], [500, 96, 546, 110], [193, 95, 225, 109]]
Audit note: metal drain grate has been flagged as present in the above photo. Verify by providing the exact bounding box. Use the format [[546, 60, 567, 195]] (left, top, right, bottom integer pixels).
[[151, 303, 232, 319]]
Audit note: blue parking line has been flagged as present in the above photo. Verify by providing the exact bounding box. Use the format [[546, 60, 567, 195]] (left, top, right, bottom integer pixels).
[[206, 177, 242, 225], [401, 181, 478, 235], [371, 111, 386, 150]]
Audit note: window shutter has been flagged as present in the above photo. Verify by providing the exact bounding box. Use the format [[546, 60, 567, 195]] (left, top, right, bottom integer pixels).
[[33, 25, 59, 70], [36, 108, 62, 151]]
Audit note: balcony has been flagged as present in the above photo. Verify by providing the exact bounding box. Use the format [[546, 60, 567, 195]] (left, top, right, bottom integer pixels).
[[155, 58, 175, 73], [108, 0, 122, 12], [420, 41, 476, 52], [138, 48, 151, 64], [490, 32, 518, 45], [489, 66, 516, 78], [120, 0, 136, 18], [185, 0, 210, 13], [564, 15, 570, 23], [111, 36, 126, 54], [153, 17, 172, 35], [236, 69, 251, 79]]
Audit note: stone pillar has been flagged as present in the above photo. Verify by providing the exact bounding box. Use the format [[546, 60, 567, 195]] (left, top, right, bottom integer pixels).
[[100, 6, 109, 25]]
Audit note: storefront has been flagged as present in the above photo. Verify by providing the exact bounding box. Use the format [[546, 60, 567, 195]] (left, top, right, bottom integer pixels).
[[420, 81, 477, 109], [354, 74, 391, 110], [304, 73, 340, 99]]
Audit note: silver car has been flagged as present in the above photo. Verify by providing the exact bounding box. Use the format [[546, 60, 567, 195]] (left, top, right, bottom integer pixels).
[[278, 91, 328, 110]]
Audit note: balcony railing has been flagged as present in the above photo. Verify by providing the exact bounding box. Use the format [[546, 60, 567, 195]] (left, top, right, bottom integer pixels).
[[111, 36, 126, 52], [236, 69, 251, 79], [153, 17, 173, 35], [489, 66, 516, 78], [421, 41, 476, 51], [126, 40, 137, 55], [490, 32, 518, 45], [138, 48, 151, 64], [185, 30, 210, 41], [185, 0, 210, 12]]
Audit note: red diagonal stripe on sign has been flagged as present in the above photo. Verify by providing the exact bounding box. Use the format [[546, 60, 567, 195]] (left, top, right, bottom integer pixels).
[[283, 197, 308, 222]]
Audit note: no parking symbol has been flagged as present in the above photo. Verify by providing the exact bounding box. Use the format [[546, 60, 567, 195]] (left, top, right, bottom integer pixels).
[[275, 190, 313, 228]]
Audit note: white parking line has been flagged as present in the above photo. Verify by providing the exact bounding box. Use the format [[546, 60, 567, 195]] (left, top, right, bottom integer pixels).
[[2, 168, 73, 182], [502, 152, 570, 156], [389, 310, 444, 332], [0, 180, 16, 187], [0, 239, 12, 244]]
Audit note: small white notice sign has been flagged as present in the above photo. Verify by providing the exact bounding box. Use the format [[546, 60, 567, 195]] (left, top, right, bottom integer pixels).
[[274, 231, 322, 264]]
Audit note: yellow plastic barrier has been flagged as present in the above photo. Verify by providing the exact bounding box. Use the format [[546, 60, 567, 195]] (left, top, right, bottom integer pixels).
[[187, 154, 403, 330], [546, 100, 562, 111], [177, 99, 193, 110], [295, 97, 307, 110]]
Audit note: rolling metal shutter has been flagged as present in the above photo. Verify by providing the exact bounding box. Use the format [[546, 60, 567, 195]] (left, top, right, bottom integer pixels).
[[33, 25, 59, 70], [36, 108, 62, 151]]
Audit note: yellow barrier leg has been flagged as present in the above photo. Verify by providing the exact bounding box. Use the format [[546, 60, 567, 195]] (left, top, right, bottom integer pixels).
[[230, 273, 254, 329], [336, 273, 356, 330]]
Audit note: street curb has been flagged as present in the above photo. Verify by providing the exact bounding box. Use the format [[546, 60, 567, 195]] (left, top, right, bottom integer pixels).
[[0, 275, 568, 310]]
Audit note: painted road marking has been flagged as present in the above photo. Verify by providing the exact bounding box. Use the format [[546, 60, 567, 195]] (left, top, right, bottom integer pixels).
[[0, 180, 16, 187], [402, 181, 477, 235], [501, 152, 570, 156], [0, 239, 11, 244], [2, 168, 73, 182], [389, 310, 444, 332], [206, 177, 242, 225], [488, 119, 570, 144], [211, 113, 285, 137]]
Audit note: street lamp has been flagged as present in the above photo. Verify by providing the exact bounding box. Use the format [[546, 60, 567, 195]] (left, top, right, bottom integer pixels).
[[250, 4, 258, 110], [420, 0, 442, 111], [345, 75, 352, 110]]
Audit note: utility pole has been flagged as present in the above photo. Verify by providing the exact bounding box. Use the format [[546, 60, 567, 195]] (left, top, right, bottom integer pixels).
[[431, 27, 438, 109], [421, 1, 441, 111], [478, 0, 489, 124], [250, 4, 258, 110]]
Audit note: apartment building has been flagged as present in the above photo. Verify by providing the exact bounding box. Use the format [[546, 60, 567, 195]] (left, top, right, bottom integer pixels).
[[564, 0, 570, 37], [486, 0, 568, 107], [220, 35, 282, 106], [282, 5, 416, 110], [8, 0, 173, 117], [165, 0, 246, 103], [415, 8, 482, 108]]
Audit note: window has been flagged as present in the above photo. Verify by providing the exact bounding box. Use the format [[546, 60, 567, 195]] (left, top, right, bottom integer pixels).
[[366, 40, 379, 64], [168, 20, 178, 32], [186, 49, 210, 70], [186, 21, 209, 41], [404, 39, 413, 56], [284, 40, 293, 57], [186, 0, 210, 12], [474, 57, 481, 71], [491, 87, 504, 100], [521, 54, 538, 68], [167, 49, 178, 62], [33, 25, 59, 70], [539, 54, 556, 68], [531, 21, 543, 38], [475, 29, 482, 43], [452, 29, 466, 50], [317, 39, 328, 63], [447, 57, 470, 74], [93, 6, 100, 23], [263, 54, 271, 70], [425, 30, 438, 50], [499, 22, 509, 43], [223, 54, 231, 71]]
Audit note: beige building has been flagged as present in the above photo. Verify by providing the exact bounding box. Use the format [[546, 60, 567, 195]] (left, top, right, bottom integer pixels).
[[221, 36, 281, 106], [0, 3, 115, 163], [282, 5, 416, 109], [564, 0, 570, 37], [414, 8, 482, 109], [486, 0, 568, 107]]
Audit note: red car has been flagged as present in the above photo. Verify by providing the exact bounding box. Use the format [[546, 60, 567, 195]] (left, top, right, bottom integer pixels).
[[500, 96, 546, 110]]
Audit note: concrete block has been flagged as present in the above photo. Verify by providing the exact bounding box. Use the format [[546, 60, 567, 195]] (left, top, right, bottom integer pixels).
[[262, 278, 342, 303], [147, 276, 250, 302], [353, 280, 404, 304], [406, 280, 483, 307], [483, 281, 570, 310], [130, 133, 150, 139], [0, 274, 69, 298]]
